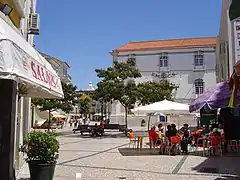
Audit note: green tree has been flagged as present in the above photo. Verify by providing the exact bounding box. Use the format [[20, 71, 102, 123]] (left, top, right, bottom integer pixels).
[[136, 80, 177, 105], [32, 82, 78, 130], [77, 94, 92, 117], [136, 80, 177, 130], [95, 58, 141, 130], [229, 0, 240, 21]]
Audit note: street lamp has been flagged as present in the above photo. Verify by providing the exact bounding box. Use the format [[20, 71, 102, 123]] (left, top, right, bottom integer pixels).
[[0, 4, 13, 16]]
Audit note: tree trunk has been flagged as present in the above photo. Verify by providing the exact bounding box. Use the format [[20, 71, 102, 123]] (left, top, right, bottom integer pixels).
[[124, 107, 128, 135], [101, 102, 104, 121], [48, 110, 51, 131]]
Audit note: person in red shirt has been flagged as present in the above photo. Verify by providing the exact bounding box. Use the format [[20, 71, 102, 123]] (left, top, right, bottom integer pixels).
[[99, 121, 104, 129], [149, 127, 158, 147], [97, 121, 104, 136]]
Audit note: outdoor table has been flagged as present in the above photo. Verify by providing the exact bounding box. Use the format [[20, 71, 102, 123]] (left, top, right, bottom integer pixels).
[[136, 135, 149, 150]]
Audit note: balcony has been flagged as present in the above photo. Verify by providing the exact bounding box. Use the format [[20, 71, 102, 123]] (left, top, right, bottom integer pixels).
[[193, 64, 206, 72], [159, 66, 170, 72]]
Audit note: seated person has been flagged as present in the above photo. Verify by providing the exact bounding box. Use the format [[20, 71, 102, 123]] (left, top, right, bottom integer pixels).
[[202, 125, 211, 135], [127, 129, 134, 138], [97, 121, 104, 136], [158, 123, 164, 133], [209, 128, 221, 137], [158, 128, 164, 141], [99, 121, 104, 129]]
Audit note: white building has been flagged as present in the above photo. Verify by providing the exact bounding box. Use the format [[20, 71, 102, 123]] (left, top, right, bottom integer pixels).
[[40, 52, 72, 84], [0, 0, 46, 175], [0, 1, 63, 179], [216, 0, 239, 82], [110, 37, 217, 124], [11, 0, 39, 172]]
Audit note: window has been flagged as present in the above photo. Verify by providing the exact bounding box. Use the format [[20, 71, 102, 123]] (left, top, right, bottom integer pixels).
[[63, 68, 68, 76], [220, 42, 226, 55], [194, 51, 204, 66], [195, 79, 204, 95], [159, 53, 168, 67]]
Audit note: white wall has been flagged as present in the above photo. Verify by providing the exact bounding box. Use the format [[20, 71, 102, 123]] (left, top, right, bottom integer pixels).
[[15, 0, 37, 172], [115, 47, 216, 104]]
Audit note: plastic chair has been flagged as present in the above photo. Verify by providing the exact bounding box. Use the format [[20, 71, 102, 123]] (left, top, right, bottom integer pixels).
[[228, 140, 238, 152], [169, 136, 181, 155], [196, 138, 209, 156], [129, 137, 139, 148], [208, 136, 222, 156]]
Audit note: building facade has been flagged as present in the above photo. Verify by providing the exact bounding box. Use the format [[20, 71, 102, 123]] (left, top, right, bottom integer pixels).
[[40, 52, 72, 84], [0, 0, 39, 173], [216, 0, 233, 82], [32, 53, 72, 127], [216, 0, 240, 83], [110, 37, 217, 117]]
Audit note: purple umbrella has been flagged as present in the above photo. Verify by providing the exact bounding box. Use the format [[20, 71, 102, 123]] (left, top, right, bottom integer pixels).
[[189, 81, 240, 112]]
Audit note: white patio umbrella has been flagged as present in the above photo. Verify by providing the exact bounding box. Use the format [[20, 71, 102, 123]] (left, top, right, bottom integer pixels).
[[133, 99, 189, 114], [132, 99, 190, 129]]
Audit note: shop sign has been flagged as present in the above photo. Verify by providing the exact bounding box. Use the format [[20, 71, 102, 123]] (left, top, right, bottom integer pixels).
[[200, 105, 217, 125]]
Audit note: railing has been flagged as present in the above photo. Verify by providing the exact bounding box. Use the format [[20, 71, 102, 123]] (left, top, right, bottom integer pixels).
[[193, 64, 206, 71]]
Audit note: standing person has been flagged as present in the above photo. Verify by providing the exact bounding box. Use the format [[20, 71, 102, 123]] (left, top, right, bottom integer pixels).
[[181, 124, 190, 154], [74, 119, 78, 128], [149, 126, 158, 148], [165, 125, 172, 141], [171, 124, 179, 155]]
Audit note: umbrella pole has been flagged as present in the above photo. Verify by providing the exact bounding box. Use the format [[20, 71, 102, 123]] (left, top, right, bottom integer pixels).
[[178, 115, 180, 130], [147, 113, 152, 149], [147, 113, 152, 131]]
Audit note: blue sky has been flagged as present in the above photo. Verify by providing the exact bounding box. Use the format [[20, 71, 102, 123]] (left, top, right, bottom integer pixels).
[[36, 0, 222, 90]]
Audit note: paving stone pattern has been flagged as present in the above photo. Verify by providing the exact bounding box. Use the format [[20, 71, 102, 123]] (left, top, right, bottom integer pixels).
[[17, 128, 240, 180]]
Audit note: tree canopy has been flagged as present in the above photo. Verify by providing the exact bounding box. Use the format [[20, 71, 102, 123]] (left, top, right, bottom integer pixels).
[[32, 82, 78, 116], [77, 93, 92, 116], [95, 58, 141, 129], [136, 80, 177, 105]]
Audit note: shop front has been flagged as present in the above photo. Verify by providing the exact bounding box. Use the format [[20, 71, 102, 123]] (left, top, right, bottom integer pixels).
[[0, 16, 63, 179]]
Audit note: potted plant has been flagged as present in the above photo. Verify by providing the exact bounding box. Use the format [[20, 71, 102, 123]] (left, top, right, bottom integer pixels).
[[19, 131, 59, 180]]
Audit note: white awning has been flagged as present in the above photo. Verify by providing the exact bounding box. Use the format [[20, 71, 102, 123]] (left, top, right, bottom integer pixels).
[[0, 17, 63, 98]]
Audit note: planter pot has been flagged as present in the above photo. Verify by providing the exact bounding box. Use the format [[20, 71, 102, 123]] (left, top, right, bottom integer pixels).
[[28, 162, 56, 180]]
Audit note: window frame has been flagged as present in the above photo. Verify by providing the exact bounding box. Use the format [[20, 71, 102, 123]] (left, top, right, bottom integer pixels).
[[159, 52, 169, 68], [194, 79, 204, 95], [194, 51, 204, 66]]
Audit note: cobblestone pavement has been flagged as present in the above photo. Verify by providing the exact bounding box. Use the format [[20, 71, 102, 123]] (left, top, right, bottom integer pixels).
[[18, 128, 240, 180]]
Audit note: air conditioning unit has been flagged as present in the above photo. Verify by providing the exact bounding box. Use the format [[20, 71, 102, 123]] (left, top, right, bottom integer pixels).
[[28, 13, 40, 35]]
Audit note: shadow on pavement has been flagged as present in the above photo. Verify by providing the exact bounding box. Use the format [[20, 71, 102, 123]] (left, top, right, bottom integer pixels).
[[62, 132, 126, 139], [118, 148, 159, 156], [192, 156, 240, 179]]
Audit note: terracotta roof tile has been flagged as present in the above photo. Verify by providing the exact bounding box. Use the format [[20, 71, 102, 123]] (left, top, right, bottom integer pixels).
[[114, 37, 217, 52]]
